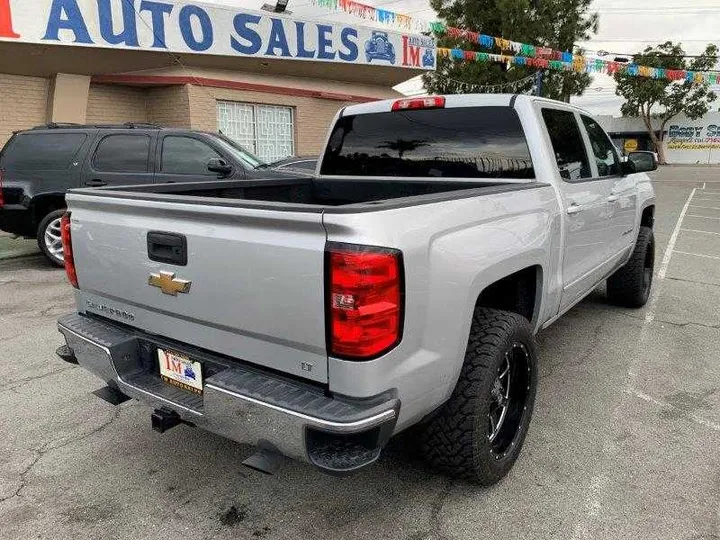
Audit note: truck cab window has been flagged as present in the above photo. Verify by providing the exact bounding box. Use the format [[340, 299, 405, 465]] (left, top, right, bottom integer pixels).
[[581, 115, 620, 177], [321, 106, 534, 179], [541, 109, 591, 182]]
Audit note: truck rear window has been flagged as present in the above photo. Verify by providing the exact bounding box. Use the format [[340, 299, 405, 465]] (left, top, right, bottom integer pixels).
[[320, 106, 534, 179]]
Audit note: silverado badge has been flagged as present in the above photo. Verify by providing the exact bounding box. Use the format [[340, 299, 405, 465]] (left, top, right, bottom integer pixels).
[[148, 271, 192, 296]]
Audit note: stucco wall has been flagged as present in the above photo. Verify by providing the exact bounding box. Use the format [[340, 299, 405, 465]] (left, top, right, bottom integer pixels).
[[86, 84, 147, 124], [147, 85, 191, 128], [0, 74, 49, 145]]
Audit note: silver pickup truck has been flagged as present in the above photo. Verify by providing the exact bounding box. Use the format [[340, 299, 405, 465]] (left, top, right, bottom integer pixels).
[[56, 94, 656, 485]]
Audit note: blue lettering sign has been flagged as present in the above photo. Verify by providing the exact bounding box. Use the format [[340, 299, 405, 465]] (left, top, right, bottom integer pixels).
[[265, 18, 290, 57], [339, 27, 358, 61], [43, 0, 93, 44], [295, 22, 315, 58], [317, 24, 335, 60], [98, 0, 139, 47], [179, 5, 213, 52], [231, 13, 262, 55], [139, 1, 173, 49]]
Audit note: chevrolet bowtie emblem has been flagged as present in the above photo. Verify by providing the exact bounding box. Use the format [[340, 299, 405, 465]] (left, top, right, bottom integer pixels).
[[148, 271, 192, 296]]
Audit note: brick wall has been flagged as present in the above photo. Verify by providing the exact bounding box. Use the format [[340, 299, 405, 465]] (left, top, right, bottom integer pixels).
[[0, 74, 50, 145], [187, 85, 351, 155], [86, 84, 148, 124], [147, 85, 191, 127]]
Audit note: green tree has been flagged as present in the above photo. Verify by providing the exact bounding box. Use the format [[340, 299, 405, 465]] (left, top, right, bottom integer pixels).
[[614, 42, 718, 164], [422, 0, 598, 101]]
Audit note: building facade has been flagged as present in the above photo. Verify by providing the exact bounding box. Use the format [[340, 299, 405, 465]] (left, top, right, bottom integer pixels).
[[598, 112, 720, 165], [0, 0, 435, 161]]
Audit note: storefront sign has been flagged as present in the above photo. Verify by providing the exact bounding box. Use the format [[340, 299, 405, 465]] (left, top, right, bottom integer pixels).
[[0, 0, 435, 69], [623, 139, 638, 153], [667, 123, 720, 150]]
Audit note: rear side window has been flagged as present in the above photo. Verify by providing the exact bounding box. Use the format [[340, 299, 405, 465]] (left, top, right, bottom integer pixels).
[[93, 134, 151, 172], [581, 115, 620, 177], [161, 136, 220, 174], [320, 106, 534, 179], [541, 109, 591, 181], [1, 133, 87, 171]]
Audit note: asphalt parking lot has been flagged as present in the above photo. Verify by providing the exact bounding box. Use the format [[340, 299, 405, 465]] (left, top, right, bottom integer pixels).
[[1, 166, 719, 540]]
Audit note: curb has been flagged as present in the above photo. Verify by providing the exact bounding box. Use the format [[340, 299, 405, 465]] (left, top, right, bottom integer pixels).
[[0, 249, 41, 261]]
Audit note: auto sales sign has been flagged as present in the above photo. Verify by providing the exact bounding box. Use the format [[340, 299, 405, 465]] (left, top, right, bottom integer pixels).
[[0, 0, 436, 70]]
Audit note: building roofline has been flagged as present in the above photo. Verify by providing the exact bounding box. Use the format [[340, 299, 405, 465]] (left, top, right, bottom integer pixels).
[[90, 74, 380, 103]]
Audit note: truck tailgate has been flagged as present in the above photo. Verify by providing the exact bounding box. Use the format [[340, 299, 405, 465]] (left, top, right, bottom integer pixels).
[[67, 193, 329, 383]]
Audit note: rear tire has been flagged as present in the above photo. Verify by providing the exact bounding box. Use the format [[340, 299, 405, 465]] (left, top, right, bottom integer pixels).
[[37, 209, 66, 267], [419, 308, 538, 485], [607, 226, 655, 308]]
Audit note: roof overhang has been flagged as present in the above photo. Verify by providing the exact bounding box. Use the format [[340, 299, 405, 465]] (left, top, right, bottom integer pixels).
[[0, 41, 424, 87]]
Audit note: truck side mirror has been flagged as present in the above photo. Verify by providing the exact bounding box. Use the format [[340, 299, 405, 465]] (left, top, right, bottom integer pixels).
[[623, 151, 658, 174], [207, 158, 232, 177]]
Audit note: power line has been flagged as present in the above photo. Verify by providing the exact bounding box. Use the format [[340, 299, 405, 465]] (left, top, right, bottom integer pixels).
[[588, 39, 720, 43], [596, 8, 720, 14]]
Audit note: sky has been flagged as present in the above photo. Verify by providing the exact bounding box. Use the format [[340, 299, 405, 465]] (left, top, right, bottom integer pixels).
[[205, 0, 720, 117]]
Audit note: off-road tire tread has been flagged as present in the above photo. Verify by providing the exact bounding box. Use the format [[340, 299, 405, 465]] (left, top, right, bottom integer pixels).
[[420, 307, 535, 485], [607, 226, 654, 308]]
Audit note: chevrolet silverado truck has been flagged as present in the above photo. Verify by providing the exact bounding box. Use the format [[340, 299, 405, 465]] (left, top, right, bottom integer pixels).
[[56, 94, 657, 485]]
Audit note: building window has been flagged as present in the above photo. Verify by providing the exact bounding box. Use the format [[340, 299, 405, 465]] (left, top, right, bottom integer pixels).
[[217, 101, 295, 163]]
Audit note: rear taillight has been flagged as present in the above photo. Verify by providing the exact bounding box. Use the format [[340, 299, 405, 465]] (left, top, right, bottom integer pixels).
[[0, 169, 4, 207], [60, 212, 78, 288], [391, 96, 445, 111], [326, 243, 403, 360]]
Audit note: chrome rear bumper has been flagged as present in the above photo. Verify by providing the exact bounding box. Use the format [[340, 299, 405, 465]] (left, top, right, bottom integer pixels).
[[58, 313, 399, 474]]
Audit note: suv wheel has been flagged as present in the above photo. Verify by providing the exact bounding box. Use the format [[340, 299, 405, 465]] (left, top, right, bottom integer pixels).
[[419, 307, 538, 485], [37, 209, 66, 267]]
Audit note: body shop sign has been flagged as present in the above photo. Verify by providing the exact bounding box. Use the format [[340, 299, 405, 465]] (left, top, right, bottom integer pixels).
[[0, 0, 435, 69], [667, 124, 720, 150]]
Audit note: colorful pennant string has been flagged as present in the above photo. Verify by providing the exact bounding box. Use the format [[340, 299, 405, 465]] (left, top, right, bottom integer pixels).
[[435, 47, 702, 81], [430, 73, 539, 93], [310, 0, 720, 84]]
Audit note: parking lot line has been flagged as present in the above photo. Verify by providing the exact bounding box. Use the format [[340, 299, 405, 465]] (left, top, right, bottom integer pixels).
[[626, 389, 720, 432], [689, 205, 720, 210], [674, 250, 720, 261], [687, 214, 720, 220], [692, 197, 720, 202], [681, 228, 720, 236], [657, 188, 696, 282]]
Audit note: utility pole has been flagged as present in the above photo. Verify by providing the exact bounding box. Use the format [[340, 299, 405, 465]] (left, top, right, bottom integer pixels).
[[535, 71, 543, 96]]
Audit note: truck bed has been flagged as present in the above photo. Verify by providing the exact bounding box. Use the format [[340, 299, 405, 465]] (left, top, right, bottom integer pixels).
[[73, 177, 538, 212]]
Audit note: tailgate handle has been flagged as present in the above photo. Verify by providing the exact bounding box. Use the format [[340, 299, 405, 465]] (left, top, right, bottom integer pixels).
[[147, 231, 187, 266]]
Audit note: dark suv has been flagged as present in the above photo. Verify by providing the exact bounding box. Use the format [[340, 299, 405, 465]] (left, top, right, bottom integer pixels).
[[0, 123, 293, 266]]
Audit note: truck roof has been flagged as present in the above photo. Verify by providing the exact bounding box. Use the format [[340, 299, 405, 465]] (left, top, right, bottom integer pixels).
[[341, 93, 592, 117]]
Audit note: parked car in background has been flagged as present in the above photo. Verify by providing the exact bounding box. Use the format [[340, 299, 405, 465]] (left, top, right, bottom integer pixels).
[[268, 155, 317, 174], [0, 123, 290, 266]]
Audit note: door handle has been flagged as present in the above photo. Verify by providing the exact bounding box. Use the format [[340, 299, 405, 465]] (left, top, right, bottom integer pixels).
[[607, 194, 619, 203], [567, 203, 583, 215], [84, 179, 107, 187]]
